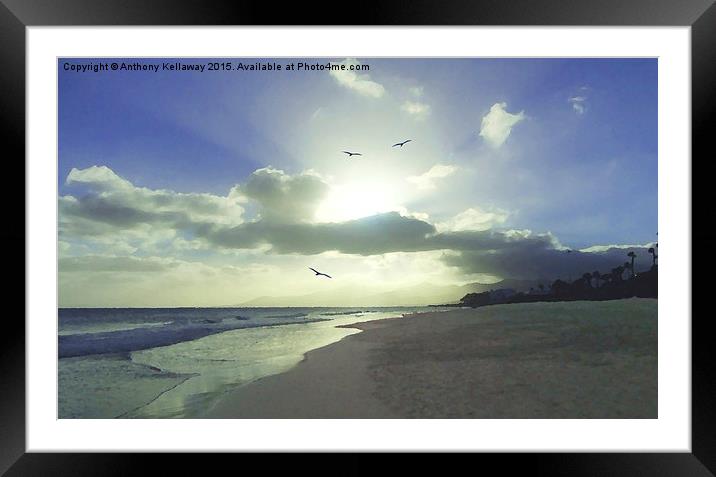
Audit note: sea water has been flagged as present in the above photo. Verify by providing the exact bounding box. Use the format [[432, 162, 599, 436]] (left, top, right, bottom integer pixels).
[[58, 307, 443, 418]]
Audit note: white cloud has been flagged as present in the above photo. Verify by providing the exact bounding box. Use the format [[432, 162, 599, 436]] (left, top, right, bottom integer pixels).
[[479, 102, 525, 148], [579, 243, 655, 253], [66, 165, 247, 227], [406, 164, 458, 190], [436, 207, 509, 232], [66, 165, 133, 191], [409, 86, 424, 97], [59, 166, 248, 256], [568, 95, 587, 115], [329, 58, 385, 98], [401, 100, 431, 120]]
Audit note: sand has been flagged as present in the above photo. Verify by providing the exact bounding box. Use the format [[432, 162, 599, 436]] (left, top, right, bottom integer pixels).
[[206, 298, 657, 419]]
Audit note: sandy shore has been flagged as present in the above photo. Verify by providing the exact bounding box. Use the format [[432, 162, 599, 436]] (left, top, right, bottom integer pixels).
[[207, 298, 657, 419]]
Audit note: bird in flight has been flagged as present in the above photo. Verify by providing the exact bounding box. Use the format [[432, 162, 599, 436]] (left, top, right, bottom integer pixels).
[[309, 267, 332, 279], [392, 139, 412, 148], [342, 151, 362, 157]]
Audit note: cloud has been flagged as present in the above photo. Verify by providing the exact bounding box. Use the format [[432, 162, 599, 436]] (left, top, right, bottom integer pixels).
[[441, 239, 654, 280], [59, 166, 248, 261], [409, 86, 424, 97], [479, 102, 525, 148], [407, 164, 458, 190], [329, 58, 385, 98], [58, 240, 72, 255], [66, 165, 133, 191], [568, 95, 587, 115], [436, 207, 509, 232], [59, 255, 180, 273], [59, 166, 330, 257], [579, 243, 655, 253], [234, 167, 328, 223], [430, 228, 560, 254], [61, 166, 245, 233], [200, 208, 643, 282], [401, 100, 431, 119], [60, 165, 650, 283], [202, 212, 436, 256]]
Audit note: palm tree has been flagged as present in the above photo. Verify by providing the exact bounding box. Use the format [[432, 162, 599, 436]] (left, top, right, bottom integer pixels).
[[648, 246, 657, 267], [627, 251, 636, 278], [592, 270, 601, 288]]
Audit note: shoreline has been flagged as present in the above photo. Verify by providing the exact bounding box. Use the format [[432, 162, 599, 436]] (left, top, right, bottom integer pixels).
[[60, 307, 439, 418], [203, 313, 417, 419], [205, 316, 402, 418], [205, 298, 657, 419]]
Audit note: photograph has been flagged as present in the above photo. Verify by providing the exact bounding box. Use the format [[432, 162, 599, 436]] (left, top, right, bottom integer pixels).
[[4, 0, 709, 470], [57, 56, 658, 420]]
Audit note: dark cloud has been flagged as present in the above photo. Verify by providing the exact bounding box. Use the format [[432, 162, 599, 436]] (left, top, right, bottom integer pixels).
[[236, 167, 328, 222], [442, 245, 655, 280], [60, 195, 189, 232], [431, 229, 558, 253], [202, 212, 436, 255]]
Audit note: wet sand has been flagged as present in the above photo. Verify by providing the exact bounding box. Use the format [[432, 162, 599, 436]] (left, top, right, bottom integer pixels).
[[207, 298, 657, 419]]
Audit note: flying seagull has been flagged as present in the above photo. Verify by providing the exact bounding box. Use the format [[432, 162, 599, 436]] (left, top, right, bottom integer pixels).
[[342, 151, 362, 157], [392, 139, 412, 148], [309, 267, 332, 279]]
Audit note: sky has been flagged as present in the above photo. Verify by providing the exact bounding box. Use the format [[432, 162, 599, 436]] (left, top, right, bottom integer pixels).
[[58, 58, 658, 307]]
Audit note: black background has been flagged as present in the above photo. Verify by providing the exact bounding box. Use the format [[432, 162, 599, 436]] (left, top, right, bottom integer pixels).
[[1, 0, 713, 475]]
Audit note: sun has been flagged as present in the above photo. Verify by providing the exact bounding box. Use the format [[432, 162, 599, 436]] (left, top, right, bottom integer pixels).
[[314, 181, 403, 223]]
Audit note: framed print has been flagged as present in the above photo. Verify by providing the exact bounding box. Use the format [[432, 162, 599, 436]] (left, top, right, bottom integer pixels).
[[4, 0, 714, 474]]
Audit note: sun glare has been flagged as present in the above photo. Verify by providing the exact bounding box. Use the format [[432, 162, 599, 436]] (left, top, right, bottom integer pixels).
[[315, 181, 402, 222]]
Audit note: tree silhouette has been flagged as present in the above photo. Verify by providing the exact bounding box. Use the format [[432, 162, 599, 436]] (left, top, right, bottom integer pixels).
[[460, 251, 658, 307], [611, 265, 625, 282], [627, 251, 636, 278], [623, 261, 632, 280], [648, 246, 657, 267], [551, 279, 569, 296]]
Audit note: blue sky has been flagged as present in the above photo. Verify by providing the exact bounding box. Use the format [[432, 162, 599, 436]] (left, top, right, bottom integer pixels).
[[58, 58, 657, 306]]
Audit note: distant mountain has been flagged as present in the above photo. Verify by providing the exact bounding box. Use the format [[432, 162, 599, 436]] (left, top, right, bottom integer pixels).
[[236, 278, 544, 307]]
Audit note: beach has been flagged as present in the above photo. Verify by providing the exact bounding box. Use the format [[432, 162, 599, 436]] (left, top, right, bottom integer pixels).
[[58, 306, 439, 418], [207, 298, 657, 419]]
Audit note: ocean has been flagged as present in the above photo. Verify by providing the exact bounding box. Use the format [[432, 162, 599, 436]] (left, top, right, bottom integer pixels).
[[58, 306, 444, 418]]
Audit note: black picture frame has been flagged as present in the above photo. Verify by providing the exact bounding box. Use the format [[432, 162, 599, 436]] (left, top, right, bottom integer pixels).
[[3, 0, 712, 474]]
